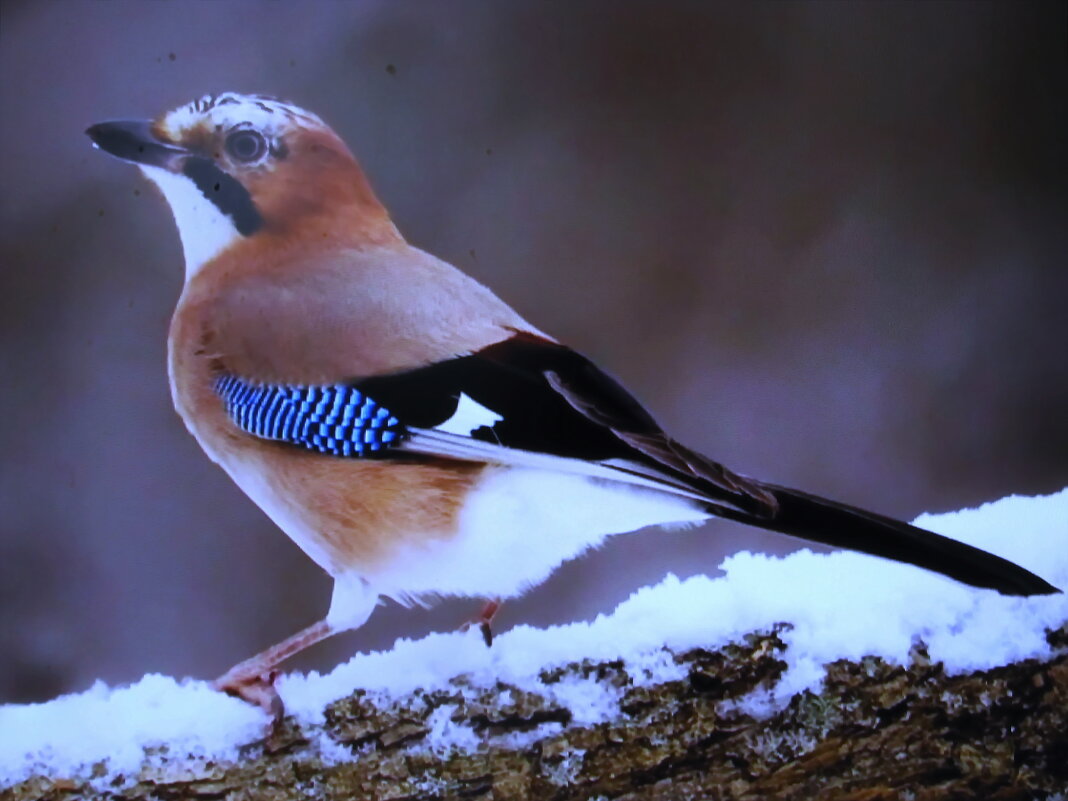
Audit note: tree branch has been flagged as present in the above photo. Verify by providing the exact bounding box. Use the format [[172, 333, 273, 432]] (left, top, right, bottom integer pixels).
[[7, 623, 1067, 801]]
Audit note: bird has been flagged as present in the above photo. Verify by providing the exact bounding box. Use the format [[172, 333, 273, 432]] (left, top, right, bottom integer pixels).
[[86, 92, 1059, 715]]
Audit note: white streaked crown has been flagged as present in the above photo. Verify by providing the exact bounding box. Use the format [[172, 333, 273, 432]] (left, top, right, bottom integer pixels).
[[158, 92, 326, 142]]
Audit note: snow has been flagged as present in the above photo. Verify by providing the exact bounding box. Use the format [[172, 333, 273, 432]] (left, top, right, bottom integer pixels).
[[423, 704, 481, 753], [2, 488, 1065, 787]]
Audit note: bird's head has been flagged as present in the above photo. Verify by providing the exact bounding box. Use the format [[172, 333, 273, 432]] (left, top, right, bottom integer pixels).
[[87, 92, 399, 277]]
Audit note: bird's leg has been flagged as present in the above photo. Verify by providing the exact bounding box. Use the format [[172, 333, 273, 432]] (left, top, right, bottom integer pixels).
[[477, 598, 501, 646], [214, 577, 377, 720], [460, 598, 502, 647], [214, 618, 337, 717]]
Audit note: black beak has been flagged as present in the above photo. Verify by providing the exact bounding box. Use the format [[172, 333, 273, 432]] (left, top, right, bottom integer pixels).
[[85, 120, 188, 169]]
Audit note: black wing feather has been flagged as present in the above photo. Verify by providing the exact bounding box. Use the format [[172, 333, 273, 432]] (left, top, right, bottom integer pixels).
[[216, 333, 1059, 597], [356, 334, 776, 514], [355, 336, 640, 459], [360, 334, 1058, 597]]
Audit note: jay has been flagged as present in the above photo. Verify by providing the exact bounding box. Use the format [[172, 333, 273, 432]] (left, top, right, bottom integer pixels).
[[86, 93, 1058, 713]]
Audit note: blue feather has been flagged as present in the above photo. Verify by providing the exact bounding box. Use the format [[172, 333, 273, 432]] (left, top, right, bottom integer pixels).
[[214, 375, 407, 457]]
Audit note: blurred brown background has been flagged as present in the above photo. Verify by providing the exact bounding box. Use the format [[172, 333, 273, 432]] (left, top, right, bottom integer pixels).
[[1, 1, 1065, 704]]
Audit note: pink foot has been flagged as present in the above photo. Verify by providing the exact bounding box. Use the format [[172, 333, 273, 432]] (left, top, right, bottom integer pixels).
[[214, 669, 285, 723]]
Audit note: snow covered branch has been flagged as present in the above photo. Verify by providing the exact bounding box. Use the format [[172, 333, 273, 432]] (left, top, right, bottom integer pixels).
[[3, 490, 1066, 799]]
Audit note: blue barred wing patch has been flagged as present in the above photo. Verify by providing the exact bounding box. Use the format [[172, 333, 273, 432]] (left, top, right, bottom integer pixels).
[[214, 375, 408, 457]]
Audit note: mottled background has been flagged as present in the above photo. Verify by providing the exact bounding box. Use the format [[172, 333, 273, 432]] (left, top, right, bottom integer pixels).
[[1, 1, 1065, 703]]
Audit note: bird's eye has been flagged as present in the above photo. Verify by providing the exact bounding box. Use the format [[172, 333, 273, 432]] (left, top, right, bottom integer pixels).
[[225, 130, 268, 163]]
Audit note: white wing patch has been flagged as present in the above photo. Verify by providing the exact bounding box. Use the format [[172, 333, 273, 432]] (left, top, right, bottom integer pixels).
[[435, 393, 503, 436]]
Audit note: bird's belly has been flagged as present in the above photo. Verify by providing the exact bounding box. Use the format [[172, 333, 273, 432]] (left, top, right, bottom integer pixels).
[[369, 466, 710, 604], [219, 451, 342, 573], [211, 445, 488, 577]]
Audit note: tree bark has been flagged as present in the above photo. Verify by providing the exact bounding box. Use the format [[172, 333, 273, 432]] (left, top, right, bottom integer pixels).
[[6, 624, 1067, 801]]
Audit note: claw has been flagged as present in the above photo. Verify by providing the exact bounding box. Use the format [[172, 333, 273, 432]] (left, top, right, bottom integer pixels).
[[459, 598, 502, 648], [214, 669, 285, 725], [209, 618, 335, 724]]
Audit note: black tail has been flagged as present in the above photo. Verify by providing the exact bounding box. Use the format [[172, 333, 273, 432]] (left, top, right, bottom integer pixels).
[[711, 484, 1060, 596]]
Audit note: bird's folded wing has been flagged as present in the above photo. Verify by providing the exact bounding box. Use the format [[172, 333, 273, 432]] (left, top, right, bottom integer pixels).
[[214, 332, 776, 516], [209, 333, 1062, 596]]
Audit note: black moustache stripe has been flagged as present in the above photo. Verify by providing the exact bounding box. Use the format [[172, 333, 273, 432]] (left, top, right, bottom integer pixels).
[[182, 157, 264, 236]]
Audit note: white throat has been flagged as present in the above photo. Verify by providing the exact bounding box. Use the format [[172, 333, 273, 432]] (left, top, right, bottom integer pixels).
[[139, 165, 243, 281]]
